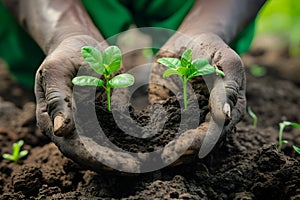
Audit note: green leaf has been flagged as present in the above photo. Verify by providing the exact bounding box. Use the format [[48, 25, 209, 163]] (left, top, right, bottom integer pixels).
[[181, 49, 192, 67], [102, 46, 122, 74], [283, 140, 289, 144], [187, 66, 198, 77], [81, 46, 104, 75], [2, 154, 14, 161], [215, 67, 225, 77], [108, 73, 135, 88], [197, 64, 216, 75], [282, 121, 300, 129], [177, 67, 188, 76], [157, 58, 181, 69], [162, 68, 181, 78], [72, 76, 104, 87], [19, 150, 28, 158], [188, 64, 216, 79], [293, 145, 300, 154], [192, 58, 210, 70], [17, 140, 24, 147]]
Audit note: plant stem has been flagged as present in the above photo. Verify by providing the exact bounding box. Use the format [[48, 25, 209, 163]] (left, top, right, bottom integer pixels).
[[278, 122, 285, 152], [104, 74, 111, 111], [247, 106, 257, 128], [106, 87, 111, 111], [183, 76, 188, 110]]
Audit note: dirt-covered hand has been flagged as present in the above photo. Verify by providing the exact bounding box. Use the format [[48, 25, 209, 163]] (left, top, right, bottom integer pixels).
[[149, 33, 246, 162], [35, 35, 107, 137]]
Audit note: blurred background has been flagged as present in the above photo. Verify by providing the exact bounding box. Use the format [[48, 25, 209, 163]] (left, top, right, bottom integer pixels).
[[242, 0, 300, 84], [255, 0, 300, 57]]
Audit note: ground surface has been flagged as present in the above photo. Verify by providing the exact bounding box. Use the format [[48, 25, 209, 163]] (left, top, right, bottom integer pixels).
[[1, 39, 300, 199]]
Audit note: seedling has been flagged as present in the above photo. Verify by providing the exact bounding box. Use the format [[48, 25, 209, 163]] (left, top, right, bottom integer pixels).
[[293, 145, 300, 154], [72, 46, 135, 111], [247, 106, 257, 128], [2, 140, 28, 162], [250, 65, 267, 77], [157, 49, 225, 109], [278, 121, 300, 152]]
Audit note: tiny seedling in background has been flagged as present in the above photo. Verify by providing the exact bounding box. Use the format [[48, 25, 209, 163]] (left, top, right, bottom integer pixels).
[[2, 140, 28, 162], [72, 46, 135, 111], [278, 121, 300, 153], [250, 65, 267, 77], [247, 106, 257, 128], [157, 49, 225, 109]]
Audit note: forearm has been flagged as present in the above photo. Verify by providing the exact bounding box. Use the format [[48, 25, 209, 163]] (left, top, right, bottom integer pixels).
[[3, 0, 104, 54], [178, 0, 266, 44]]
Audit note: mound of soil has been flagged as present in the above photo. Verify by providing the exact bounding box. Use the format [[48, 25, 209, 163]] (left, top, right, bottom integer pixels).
[[1, 40, 300, 199]]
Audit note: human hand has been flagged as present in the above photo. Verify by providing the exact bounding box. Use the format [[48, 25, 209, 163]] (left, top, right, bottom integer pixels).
[[35, 35, 108, 137], [149, 33, 246, 163]]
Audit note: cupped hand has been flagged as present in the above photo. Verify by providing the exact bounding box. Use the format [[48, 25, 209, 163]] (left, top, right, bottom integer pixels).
[[35, 35, 107, 137], [149, 32, 246, 163], [191, 33, 247, 130]]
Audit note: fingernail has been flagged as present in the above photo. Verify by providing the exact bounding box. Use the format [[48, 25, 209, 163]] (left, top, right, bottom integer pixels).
[[223, 102, 231, 119], [54, 115, 64, 136]]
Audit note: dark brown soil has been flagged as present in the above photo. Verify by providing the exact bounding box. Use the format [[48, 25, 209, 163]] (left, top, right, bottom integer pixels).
[[1, 40, 300, 199]]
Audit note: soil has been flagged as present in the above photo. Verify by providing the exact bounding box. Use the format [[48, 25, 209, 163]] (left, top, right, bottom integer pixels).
[[1, 38, 300, 199]]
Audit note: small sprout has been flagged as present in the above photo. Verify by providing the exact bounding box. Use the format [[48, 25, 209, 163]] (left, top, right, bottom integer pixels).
[[293, 145, 300, 154], [213, 64, 225, 77], [250, 65, 267, 77], [157, 49, 225, 109], [72, 46, 135, 111], [247, 106, 257, 128], [2, 140, 28, 162], [278, 121, 300, 152]]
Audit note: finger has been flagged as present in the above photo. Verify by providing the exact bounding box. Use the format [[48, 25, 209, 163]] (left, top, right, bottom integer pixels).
[[161, 120, 221, 163], [209, 77, 229, 123], [226, 85, 247, 131], [197, 90, 246, 158], [161, 127, 197, 165], [209, 47, 246, 123], [198, 91, 246, 159], [201, 69, 246, 159], [35, 74, 54, 139], [198, 116, 225, 158], [36, 60, 75, 137]]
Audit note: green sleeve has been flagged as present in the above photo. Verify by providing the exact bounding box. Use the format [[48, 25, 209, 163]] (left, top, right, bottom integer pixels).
[[0, 1, 44, 88], [229, 20, 256, 55]]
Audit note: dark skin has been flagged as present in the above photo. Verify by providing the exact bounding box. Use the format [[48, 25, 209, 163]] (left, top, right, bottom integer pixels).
[[3, 0, 266, 166]]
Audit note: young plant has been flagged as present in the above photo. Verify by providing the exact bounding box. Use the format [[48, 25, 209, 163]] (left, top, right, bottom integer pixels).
[[278, 121, 300, 152], [247, 106, 257, 128], [2, 140, 28, 162], [72, 46, 135, 111], [250, 65, 267, 77], [157, 49, 225, 109]]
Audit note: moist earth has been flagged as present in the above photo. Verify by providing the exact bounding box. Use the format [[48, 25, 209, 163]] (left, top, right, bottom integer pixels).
[[1, 44, 300, 199]]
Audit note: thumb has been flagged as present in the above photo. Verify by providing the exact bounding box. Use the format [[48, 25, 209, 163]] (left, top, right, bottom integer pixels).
[[209, 78, 231, 124]]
